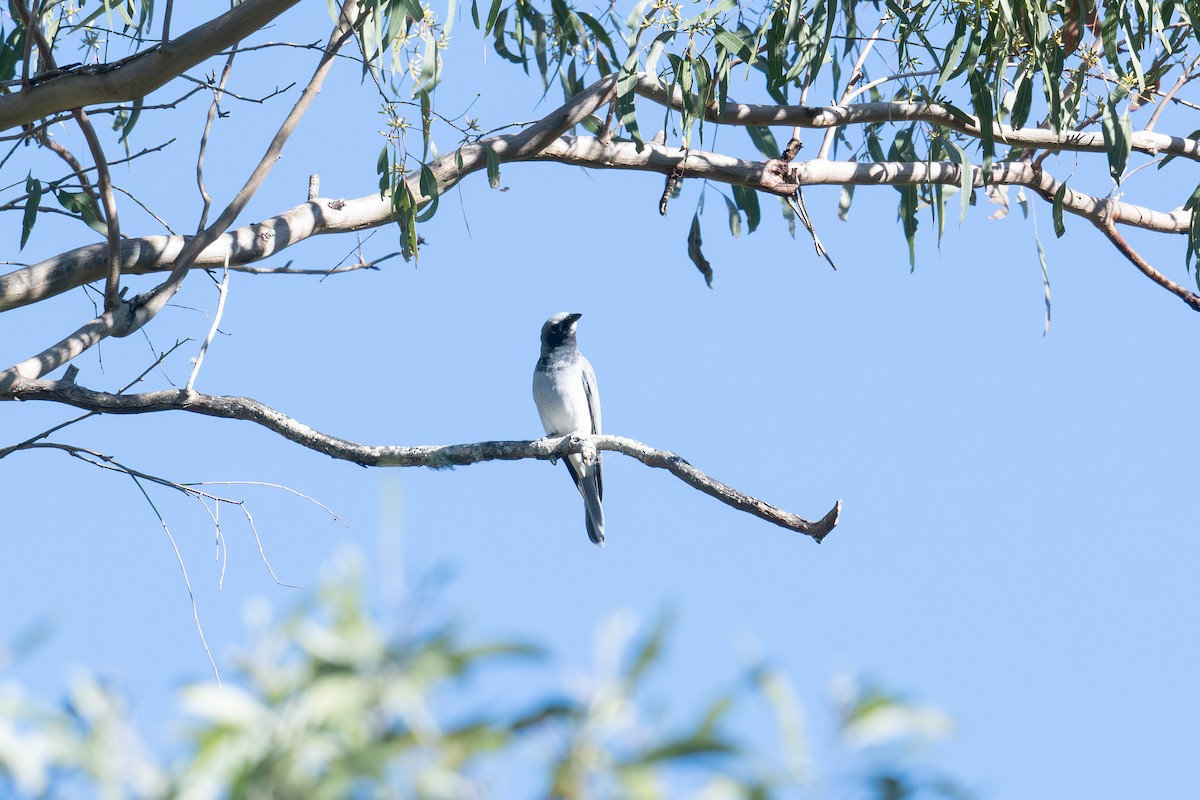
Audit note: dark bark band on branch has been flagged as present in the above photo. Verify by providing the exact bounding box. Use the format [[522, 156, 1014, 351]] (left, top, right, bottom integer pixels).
[[1, 378, 841, 541]]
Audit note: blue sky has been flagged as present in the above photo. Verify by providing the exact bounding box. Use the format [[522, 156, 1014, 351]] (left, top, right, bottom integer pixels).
[[3, 3, 1198, 797]]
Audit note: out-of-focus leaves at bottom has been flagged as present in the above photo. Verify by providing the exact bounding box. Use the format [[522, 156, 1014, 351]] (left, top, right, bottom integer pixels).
[[0, 552, 970, 800]]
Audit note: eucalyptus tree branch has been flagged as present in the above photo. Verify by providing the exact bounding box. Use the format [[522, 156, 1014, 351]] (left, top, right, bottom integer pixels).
[[0, 74, 619, 316], [631, 76, 1200, 163], [0, 0, 303, 131], [0, 379, 842, 541], [0, 2, 360, 389], [2, 138, 1193, 323], [534, 138, 1192, 233]]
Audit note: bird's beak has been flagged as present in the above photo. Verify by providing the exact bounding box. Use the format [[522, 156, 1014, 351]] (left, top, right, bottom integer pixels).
[[566, 312, 583, 325]]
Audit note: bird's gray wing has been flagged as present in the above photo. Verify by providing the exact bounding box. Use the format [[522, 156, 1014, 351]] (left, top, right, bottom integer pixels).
[[581, 358, 602, 501]]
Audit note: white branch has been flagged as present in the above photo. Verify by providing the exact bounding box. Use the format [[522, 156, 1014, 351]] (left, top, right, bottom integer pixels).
[[631, 76, 1200, 162], [3, 137, 1193, 334]]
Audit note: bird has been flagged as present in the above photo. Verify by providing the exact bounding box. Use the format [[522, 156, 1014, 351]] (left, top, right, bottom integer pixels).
[[532, 312, 605, 546]]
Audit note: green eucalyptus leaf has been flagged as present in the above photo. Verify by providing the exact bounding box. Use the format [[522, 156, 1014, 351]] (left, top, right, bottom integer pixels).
[[415, 165, 440, 222], [732, 184, 761, 233], [838, 181, 854, 222], [485, 146, 502, 189], [687, 212, 714, 288], [1183, 182, 1200, 270], [933, 13, 967, 94], [968, 70, 995, 172], [1009, 70, 1032, 130], [20, 174, 42, 250], [1052, 181, 1067, 238], [939, 138, 973, 224], [483, 0, 503, 34], [714, 26, 752, 61], [723, 193, 742, 238], [746, 125, 780, 160], [1102, 84, 1132, 182]]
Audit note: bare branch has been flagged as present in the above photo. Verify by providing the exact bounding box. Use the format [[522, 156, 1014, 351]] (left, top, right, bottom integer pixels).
[[1093, 207, 1200, 312], [71, 108, 123, 310], [0, 0, 304, 131], [0, 2, 361, 387], [196, 49, 238, 230], [534, 138, 1191, 233], [0, 338, 189, 461], [126, 468, 221, 684], [3, 135, 1193, 325], [0, 69, 616, 311], [0, 379, 842, 541]]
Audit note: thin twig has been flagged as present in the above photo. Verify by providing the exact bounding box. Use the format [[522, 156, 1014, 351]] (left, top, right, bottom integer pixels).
[[842, 68, 939, 104], [196, 50, 237, 230], [0, 0, 307, 131], [818, 13, 890, 160], [128, 471, 221, 684], [187, 480, 347, 525], [1146, 53, 1200, 132], [0, 2, 363, 388], [239, 504, 301, 588], [10, 0, 124, 310], [0, 339, 190, 460], [106, 185, 175, 234], [184, 255, 229, 393], [71, 113, 122, 309]]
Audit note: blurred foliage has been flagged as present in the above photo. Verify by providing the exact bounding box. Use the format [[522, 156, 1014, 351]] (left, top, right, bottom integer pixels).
[[0, 556, 967, 799]]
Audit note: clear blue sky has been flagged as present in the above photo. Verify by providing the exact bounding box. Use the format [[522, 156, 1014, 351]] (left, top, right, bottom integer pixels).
[[3, 4, 1197, 797]]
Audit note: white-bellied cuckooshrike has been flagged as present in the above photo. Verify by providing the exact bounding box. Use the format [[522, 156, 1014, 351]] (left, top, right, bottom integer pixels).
[[532, 312, 605, 546]]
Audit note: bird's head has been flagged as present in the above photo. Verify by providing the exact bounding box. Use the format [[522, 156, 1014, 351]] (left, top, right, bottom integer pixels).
[[540, 312, 583, 351]]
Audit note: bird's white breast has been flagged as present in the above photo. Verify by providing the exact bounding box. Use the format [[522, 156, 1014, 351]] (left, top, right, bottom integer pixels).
[[532, 360, 591, 436]]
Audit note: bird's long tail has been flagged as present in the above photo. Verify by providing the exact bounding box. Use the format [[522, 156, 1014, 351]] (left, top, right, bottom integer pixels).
[[581, 472, 605, 547], [566, 454, 605, 547]]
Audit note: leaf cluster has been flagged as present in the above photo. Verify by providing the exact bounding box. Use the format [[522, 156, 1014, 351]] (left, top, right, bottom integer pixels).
[[0, 558, 966, 799]]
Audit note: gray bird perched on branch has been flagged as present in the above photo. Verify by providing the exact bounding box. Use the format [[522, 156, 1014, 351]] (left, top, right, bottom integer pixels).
[[532, 312, 605, 546]]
